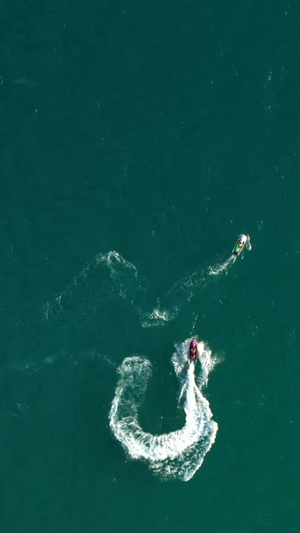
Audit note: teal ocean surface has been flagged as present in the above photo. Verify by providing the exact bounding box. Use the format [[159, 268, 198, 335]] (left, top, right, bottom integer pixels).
[[1, 1, 300, 531]]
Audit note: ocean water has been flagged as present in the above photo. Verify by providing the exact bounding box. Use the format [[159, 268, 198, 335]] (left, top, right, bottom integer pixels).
[[1, 1, 300, 531]]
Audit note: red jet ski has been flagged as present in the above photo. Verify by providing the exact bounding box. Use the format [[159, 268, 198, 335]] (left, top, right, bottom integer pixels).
[[189, 340, 198, 363]]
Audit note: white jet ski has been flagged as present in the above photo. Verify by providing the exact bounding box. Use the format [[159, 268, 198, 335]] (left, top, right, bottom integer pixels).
[[232, 234, 248, 257]]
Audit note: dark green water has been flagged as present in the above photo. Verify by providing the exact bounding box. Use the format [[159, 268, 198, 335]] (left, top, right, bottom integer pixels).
[[1, 1, 300, 531]]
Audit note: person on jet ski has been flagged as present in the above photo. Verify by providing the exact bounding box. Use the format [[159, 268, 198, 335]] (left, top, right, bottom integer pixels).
[[232, 234, 248, 256], [189, 340, 198, 362]]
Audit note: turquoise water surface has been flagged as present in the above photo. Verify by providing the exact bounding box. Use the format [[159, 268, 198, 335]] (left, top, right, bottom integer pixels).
[[1, 1, 300, 532]]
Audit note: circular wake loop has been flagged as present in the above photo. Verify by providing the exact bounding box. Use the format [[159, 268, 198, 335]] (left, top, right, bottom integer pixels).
[[109, 340, 219, 481]]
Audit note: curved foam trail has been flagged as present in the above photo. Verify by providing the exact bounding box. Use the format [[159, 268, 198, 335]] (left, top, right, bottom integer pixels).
[[43, 249, 239, 330], [96, 251, 236, 328], [109, 340, 219, 481]]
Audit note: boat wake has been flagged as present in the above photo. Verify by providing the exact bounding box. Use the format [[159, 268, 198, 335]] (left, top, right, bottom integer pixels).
[[208, 255, 236, 276], [109, 339, 219, 481], [42, 247, 241, 329], [96, 250, 235, 328]]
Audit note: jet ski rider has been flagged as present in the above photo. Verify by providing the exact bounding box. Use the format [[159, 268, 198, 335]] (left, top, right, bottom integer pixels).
[[189, 340, 198, 362]]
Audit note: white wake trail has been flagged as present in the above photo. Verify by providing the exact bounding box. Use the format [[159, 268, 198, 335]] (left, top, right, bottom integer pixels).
[[109, 340, 219, 481]]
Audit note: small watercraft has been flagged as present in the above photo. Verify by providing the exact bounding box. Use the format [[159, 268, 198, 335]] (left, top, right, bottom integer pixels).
[[232, 234, 248, 257], [189, 340, 198, 363]]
